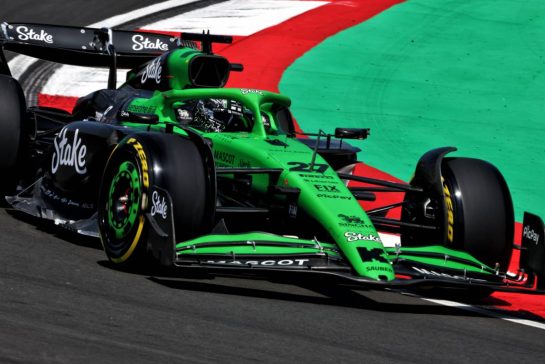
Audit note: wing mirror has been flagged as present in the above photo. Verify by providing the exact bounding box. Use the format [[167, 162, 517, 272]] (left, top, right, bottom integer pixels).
[[334, 128, 370, 140]]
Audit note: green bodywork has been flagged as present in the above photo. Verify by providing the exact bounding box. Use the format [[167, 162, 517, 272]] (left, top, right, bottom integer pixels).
[[115, 49, 498, 281]]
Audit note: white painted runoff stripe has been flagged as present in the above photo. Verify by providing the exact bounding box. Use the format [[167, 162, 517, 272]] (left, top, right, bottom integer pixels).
[[38, 0, 328, 98], [88, 0, 199, 28], [420, 296, 545, 331], [143, 0, 327, 35], [41, 66, 128, 97], [7, 54, 39, 82]]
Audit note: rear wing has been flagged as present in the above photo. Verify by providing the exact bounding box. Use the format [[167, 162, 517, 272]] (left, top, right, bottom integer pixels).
[[0, 22, 200, 89], [0, 22, 240, 90], [0, 22, 182, 68]]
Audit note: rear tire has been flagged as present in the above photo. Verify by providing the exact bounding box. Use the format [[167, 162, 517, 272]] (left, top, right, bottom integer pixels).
[[98, 133, 211, 268], [0, 75, 27, 195], [441, 157, 514, 270]]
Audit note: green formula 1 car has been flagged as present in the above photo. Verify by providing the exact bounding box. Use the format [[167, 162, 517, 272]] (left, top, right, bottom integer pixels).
[[1, 23, 544, 295]]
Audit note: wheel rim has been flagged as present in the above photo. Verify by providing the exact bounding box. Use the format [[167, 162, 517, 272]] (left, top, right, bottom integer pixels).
[[107, 161, 141, 242]]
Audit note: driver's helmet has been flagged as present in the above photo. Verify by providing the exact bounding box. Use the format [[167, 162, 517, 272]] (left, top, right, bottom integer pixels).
[[177, 98, 244, 133], [192, 99, 227, 132]]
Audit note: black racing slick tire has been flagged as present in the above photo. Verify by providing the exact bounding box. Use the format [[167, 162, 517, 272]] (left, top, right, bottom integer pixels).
[[98, 133, 212, 268], [441, 157, 514, 270], [0, 75, 27, 194]]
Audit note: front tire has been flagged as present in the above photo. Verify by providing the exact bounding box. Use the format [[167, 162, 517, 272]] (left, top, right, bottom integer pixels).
[[441, 157, 514, 270], [98, 133, 212, 267]]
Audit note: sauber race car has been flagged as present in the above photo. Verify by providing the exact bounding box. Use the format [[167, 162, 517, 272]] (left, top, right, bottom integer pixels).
[[1, 23, 544, 295]]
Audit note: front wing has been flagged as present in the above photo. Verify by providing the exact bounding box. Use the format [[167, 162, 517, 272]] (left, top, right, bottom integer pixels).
[[146, 187, 545, 294]]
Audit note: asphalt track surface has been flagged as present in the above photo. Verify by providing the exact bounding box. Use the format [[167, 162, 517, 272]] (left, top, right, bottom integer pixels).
[[1, 1, 545, 363]]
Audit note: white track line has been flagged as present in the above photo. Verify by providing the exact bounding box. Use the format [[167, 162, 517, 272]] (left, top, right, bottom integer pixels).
[[419, 296, 545, 331], [88, 0, 200, 28], [143, 0, 327, 35]]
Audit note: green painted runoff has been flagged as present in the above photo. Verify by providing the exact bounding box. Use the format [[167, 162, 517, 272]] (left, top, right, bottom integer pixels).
[[280, 0, 545, 221]]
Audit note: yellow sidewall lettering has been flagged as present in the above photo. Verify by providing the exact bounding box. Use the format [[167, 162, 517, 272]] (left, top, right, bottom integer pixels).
[[442, 178, 455, 243]]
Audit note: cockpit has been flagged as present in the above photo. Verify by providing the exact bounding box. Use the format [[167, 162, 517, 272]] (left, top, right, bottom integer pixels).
[[173, 97, 295, 136]]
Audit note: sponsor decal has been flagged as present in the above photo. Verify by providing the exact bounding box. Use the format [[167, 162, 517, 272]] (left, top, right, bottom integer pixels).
[[366, 265, 394, 273], [237, 159, 251, 168], [141, 58, 162, 84], [442, 179, 455, 243], [317, 194, 351, 200], [132, 34, 169, 51], [51, 128, 87, 175], [302, 178, 335, 183], [345, 232, 381, 242], [127, 104, 156, 114], [150, 190, 168, 219], [205, 259, 309, 266], [337, 214, 371, 228], [16, 25, 53, 44], [338, 214, 365, 224], [411, 267, 486, 282], [214, 150, 235, 164], [41, 185, 93, 209], [358, 247, 389, 264], [314, 184, 340, 193], [523, 225, 540, 245], [176, 109, 192, 122], [288, 162, 329, 173], [240, 88, 264, 96], [298, 173, 334, 179]]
